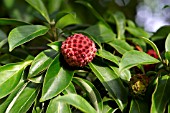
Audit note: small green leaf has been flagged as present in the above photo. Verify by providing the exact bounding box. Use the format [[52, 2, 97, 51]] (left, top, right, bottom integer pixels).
[[0, 38, 8, 49], [47, 41, 62, 51], [129, 99, 149, 113], [165, 33, 170, 52], [5, 82, 40, 113], [119, 50, 160, 72], [40, 54, 74, 101], [46, 95, 71, 113], [0, 60, 32, 99], [108, 39, 133, 54], [151, 75, 170, 113], [96, 49, 119, 65], [55, 12, 70, 22], [26, 0, 50, 23], [73, 77, 103, 113], [8, 25, 49, 51], [84, 23, 116, 43], [89, 60, 128, 111], [28, 49, 57, 78], [55, 94, 97, 113], [112, 11, 126, 39], [0, 18, 30, 26]]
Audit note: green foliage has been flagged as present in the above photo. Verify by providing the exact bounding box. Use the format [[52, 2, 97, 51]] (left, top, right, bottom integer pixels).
[[0, 0, 170, 113]]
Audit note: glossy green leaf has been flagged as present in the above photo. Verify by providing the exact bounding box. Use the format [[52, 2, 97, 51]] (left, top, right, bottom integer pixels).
[[76, 0, 109, 28], [96, 49, 119, 65], [46, 95, 71, 113], [84, 23, 116, 43], [26, 0, 50, 23], [119, 50, 160, 72], [126, 27, 150, 38], [47, 41, 62, 52], [165, 33, 170, 52], [73, 77, 103, 113], [110, 66, 131, 81], [151, 75, 170, 113], [56, 13, 79, 29], [5, 82, 40, 113], [0, 60, 32, 99], [112, 11, 125, 39], [0, 18, 30, 26], [55, 94, 97, 113], [40, 54, 74, 101], [28, 49, 57, 78], [89, 60, 128, 111], [126, 20, 136, 28], [139, 37, 161, 60], [28, 74, 44, 83], [151, 26, 170, 41], [0, 38, 8, 49], [64, 82, 77, 94], [165, 51, 170, 61], [129, 99, 149, 113], [8, 25, 49, 51], [55, 12, 70, 22], [0, 81, 25, 113], [108, 39, 133, 54], [47, 0, 63, 14]]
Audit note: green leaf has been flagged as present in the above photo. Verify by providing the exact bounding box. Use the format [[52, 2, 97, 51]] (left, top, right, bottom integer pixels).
[[126, 20, 136, 28], [55, 12, 70, 22], [165, 33, 170, 52], [40, 54, 74, 101], [112, 11, 125, 39], [84, 23, 116, 43], [0, 38, 8, 49], [55, 94, 97, 113], [26, 0, 50, 23], [129, 99, 149, 113], [47, 41, 62, 52], [108, 39, 133, 54], [47, 0, 63, 14], [76, 0, 110, 28], [151, 75, 170, 113], [0, 81, 25, 113], [0, 29, 7, 41], [64, 82, 77, 94], [126, 27, 150, 38], [73, 77, 103, 113], [139, 37, 162, 60], [110, 66, 131, 81], [0, 60, 32, 99], [119, 50, 160, 72], [5, 82, 40, 113], [0, 18, 30, 26], [151, 26, 170, 41], [56, 13, 79, 29], [28, 74, 44, 83], [89, 60, 128, 111], [28, 49, 57, 78], [96, 49, 119, 65], [46, 95, 71, 113], [8, 25, 49, 51], [165, 52, 170, 61]]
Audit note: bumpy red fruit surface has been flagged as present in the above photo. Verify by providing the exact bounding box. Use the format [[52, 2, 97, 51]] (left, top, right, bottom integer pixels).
[[61, 33, 97, 67]]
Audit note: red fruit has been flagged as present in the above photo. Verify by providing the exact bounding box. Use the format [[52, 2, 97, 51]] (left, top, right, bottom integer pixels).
[[147, 49, 158, 59], [144, 49, 158, 71], [61, 33, 97, 67]]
